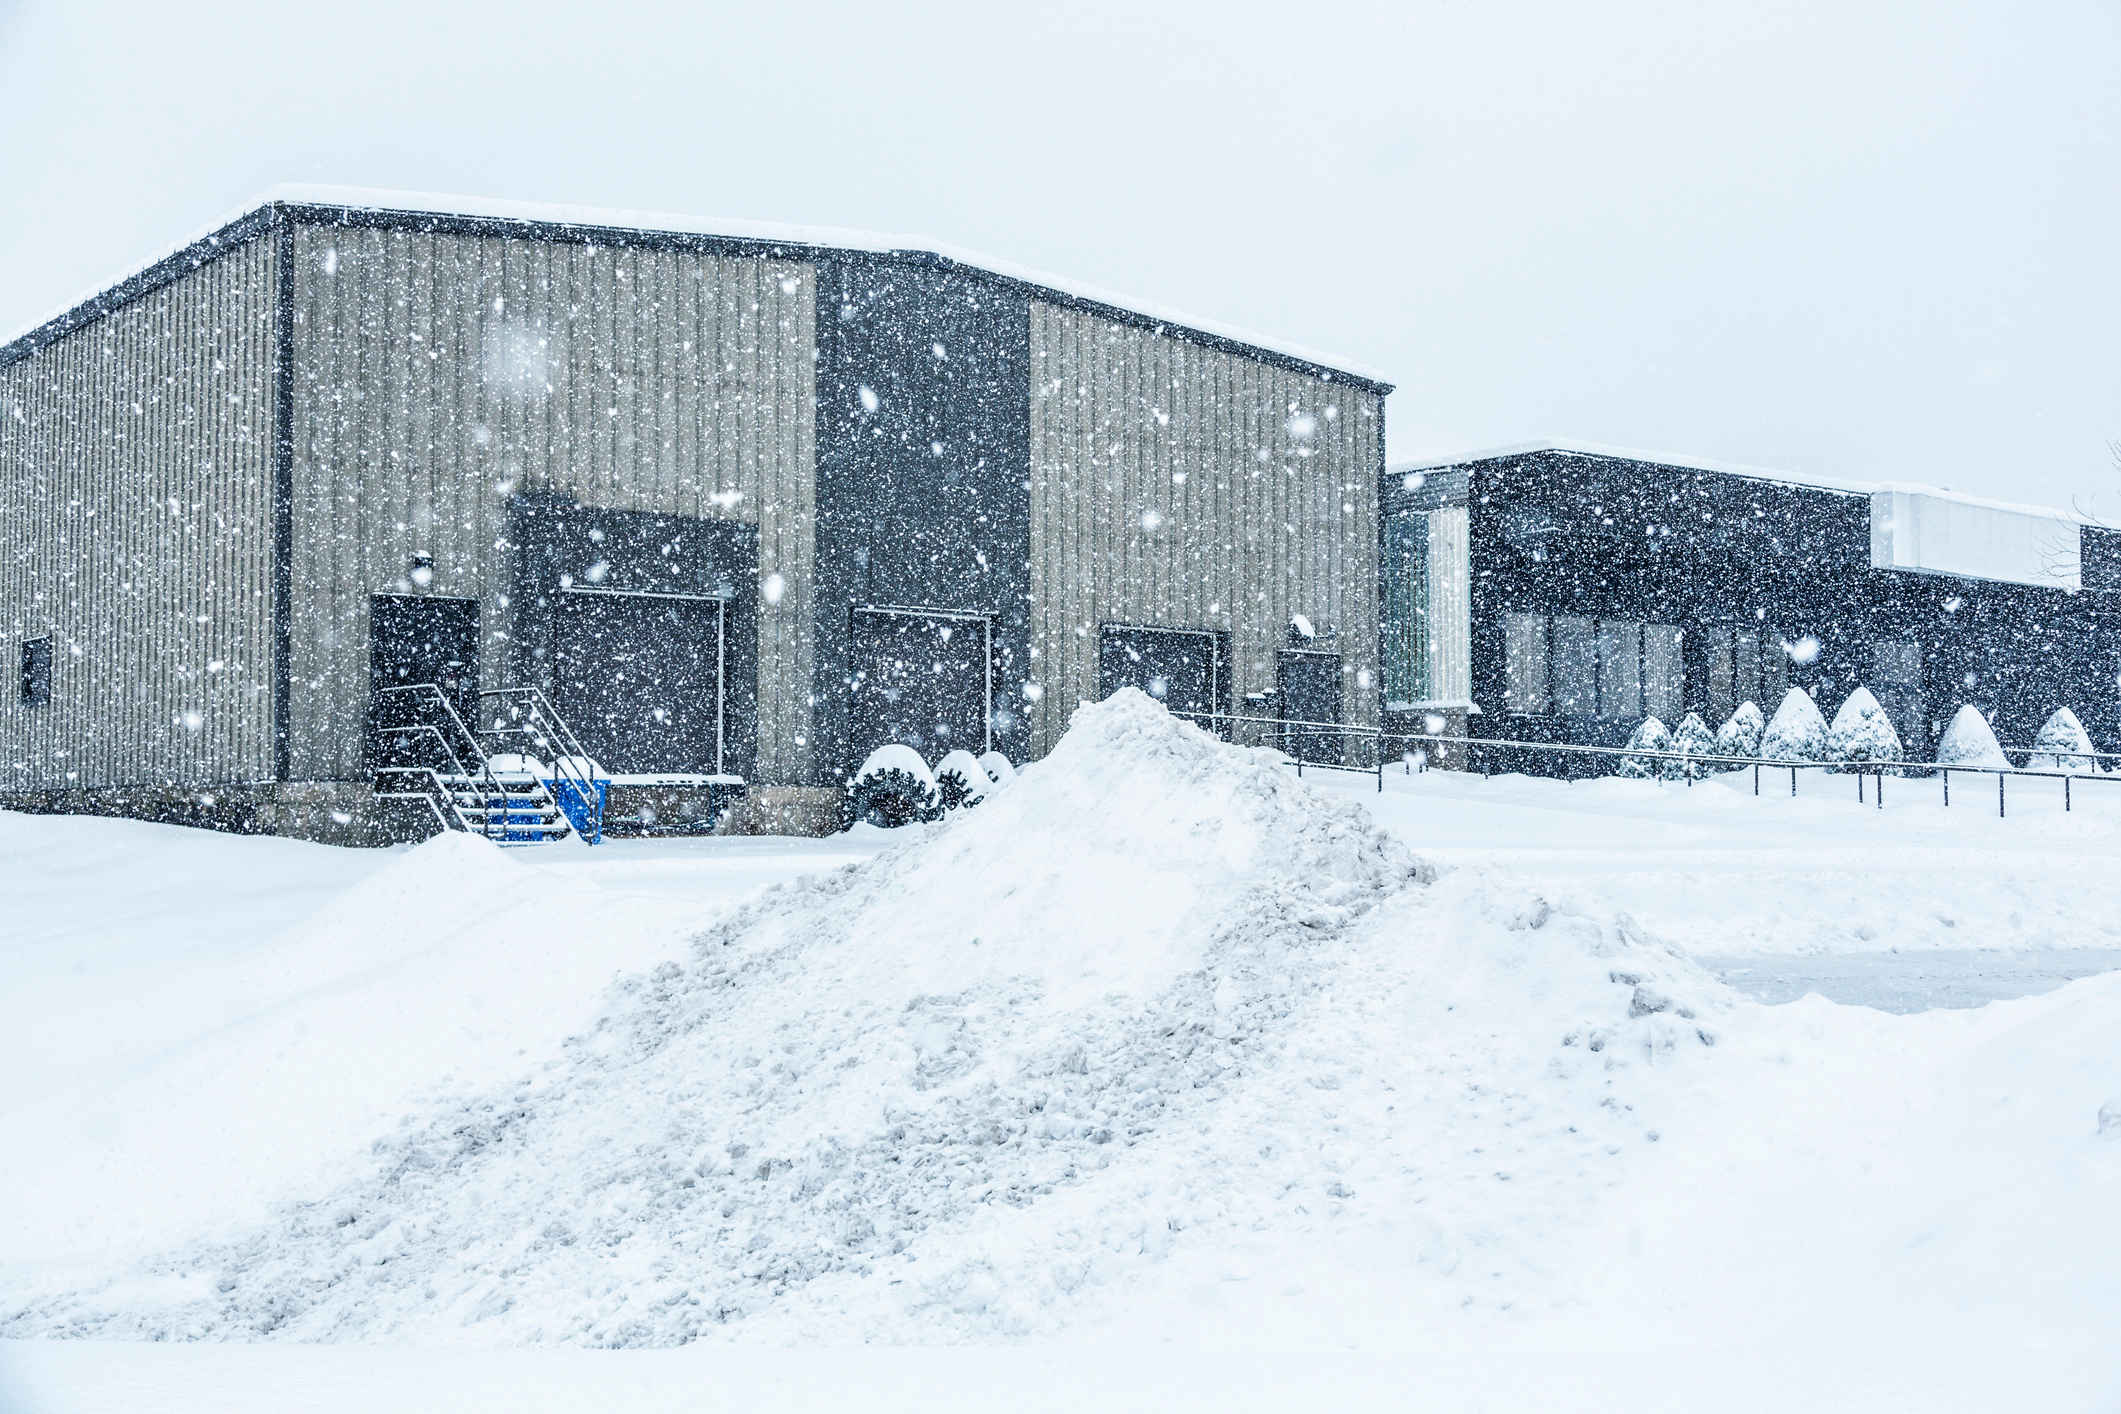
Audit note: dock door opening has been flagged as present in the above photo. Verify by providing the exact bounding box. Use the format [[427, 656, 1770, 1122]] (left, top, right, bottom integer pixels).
[[1098, 624, 1228, 735], [550, 587, 727, 775], [848, 606, 993, 767]]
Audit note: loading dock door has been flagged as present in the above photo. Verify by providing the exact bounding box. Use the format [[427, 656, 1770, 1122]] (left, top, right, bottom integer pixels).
[[1278, 649, 1344, 765], [370, 594, 480, 726], [1098, 624, 1226, 734], [849, 607, 992, 767], [551, 588, 726, 775]]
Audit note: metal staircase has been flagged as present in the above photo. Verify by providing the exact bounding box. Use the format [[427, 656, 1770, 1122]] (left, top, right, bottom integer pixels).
[[371, 683, 597, 846]]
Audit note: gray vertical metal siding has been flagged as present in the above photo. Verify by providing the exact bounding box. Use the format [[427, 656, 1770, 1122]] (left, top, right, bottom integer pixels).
[[0, 238, 279, 792], [286, 225, 816, 783], [1026, 301, 1381, 754]]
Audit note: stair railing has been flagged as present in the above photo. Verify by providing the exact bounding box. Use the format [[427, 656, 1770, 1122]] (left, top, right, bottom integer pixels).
[[477, 686, 605, 845], [371, 684, 518, 841], [372, 765, 468, 835]]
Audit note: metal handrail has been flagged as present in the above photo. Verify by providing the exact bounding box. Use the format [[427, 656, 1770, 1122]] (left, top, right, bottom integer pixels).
[[476, 686, 603, 845], [1164, 707, 2114, 817], [373, 766, 471, 835], [372, 684, 516, 841], [372, 780, 456, 835], [375, 724, 473, 779]]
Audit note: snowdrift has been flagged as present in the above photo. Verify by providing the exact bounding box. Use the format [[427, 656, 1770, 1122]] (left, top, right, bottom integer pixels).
[[3, 691, 1725, 1347]]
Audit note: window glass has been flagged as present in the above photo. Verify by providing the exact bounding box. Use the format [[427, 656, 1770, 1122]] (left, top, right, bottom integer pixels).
[[1734, 628, 1761, 707], [1706, 628, 1736, 720], [1382, 511, 1428, 703], [1644, 624, 1683, 721], [1596, 620, 1642, 720], [20, 636, 52, 708], [1551, 615, 1597, 715], [1872, 638, 1921, 688], [1871, 637, 1925, 756], [1503, 612, 1549, 713], [1761, 629, 1788, 703]]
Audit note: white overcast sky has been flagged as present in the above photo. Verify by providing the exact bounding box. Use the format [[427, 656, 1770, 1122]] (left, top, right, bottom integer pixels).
[[1, 0, 2115, 513]]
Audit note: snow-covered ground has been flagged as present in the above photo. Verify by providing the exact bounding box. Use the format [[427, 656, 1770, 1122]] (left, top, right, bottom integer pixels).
[[2, 700, 2118, 1409]]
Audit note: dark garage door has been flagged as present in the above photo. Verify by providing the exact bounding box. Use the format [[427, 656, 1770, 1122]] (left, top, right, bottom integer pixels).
[[1098, 624, 1226, 732], [849, 608, 991, 767], [551, 589, 725, 775]]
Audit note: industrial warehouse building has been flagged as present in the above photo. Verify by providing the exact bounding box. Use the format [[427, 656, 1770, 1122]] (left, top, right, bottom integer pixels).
[[0, 189, 1389, 841], [1380, 442, 2121, 770]]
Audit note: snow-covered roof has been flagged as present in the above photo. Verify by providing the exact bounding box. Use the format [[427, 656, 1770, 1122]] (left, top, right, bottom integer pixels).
[[1389, 438, 2102, 528], [1, 184, 1392, 391]]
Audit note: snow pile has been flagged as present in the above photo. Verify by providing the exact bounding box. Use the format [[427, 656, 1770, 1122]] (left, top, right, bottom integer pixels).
[[1936, 705, 2010, 771], [1826, 687, 1904, 771], [23, 691, 1589, 1344], [1760, 687, 1828, 762]]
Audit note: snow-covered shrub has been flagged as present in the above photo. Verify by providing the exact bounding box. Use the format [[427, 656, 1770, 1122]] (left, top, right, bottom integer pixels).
[[976, 750, 1016, 787], [1936, 705, 2009, 771], [1670, 712, 1717, 780], [1760, 688, 1828, 762], [841, 745, 941, 830], [1618, 716, 1672, 779], [1826, 687, 1904, 773], [932, 750, 992, 811], [2027, 707, 2099, 774], [1713, 701, 1765, 761]]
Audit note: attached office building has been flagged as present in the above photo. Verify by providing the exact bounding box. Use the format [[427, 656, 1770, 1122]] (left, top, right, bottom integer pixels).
[[1381, 443, 2121, 770]]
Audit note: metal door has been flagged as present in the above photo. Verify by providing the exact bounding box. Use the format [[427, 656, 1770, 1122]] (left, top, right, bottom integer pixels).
[[848, 607, 992, 768], [1277, 649, 1344, 765], [369, 594, 480, 726], [1098, 624, 1226, 734], [551, 588, 726, 775]]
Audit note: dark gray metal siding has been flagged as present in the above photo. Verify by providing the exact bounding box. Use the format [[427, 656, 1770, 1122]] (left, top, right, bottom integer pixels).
[[1027, 302, 1384, 754], [285, 223, 817, 783], [811, 258, 1033, 782], [0, 237, 279, 791]]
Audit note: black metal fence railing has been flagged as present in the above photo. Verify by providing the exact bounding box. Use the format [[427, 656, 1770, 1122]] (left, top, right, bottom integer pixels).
[[1166, 708, 2117, 819]]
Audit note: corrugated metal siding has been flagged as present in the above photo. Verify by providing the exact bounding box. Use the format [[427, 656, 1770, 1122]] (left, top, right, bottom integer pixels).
[[1026, 302, 1381, 753], [0, 239, 279, 791], [1426, 505, 1472, 703], [286, 226, 816, 782]]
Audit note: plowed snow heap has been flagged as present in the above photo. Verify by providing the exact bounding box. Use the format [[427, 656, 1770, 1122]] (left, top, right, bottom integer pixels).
[[17, 690, 1446, 1344]]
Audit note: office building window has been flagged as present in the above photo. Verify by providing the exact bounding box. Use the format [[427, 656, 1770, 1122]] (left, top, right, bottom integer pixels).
[[1504, 612, 1549, 713], [1597, 620, 1643, 721], [20, 636, 52, 708], [1644, 624, 1683, 721], [1551, 615, 1598, 715], [1382, 510, 1429, 703]]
